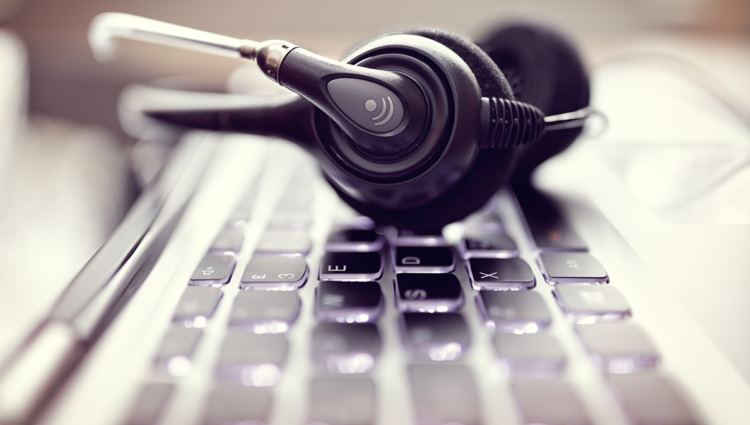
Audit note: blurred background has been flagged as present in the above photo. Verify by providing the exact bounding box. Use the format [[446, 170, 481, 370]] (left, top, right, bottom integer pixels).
[[2, 0, 749, 141], [0, 0, 748, 385]]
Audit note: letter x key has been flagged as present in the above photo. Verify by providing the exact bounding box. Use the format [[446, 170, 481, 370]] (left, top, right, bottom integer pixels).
[[467, 258, 535, 290]]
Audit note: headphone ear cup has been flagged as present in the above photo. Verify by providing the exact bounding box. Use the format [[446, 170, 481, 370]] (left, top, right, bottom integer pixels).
[[477, 23, 590, 181], [331, 28, 527, 232]]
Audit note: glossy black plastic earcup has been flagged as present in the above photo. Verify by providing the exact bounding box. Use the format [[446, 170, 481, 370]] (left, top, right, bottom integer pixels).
[[329, 28, 525, 232], [476, 23, 590, 183]]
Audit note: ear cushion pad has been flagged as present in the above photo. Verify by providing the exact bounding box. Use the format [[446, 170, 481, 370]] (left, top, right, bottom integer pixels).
[[476, 23, 590, 181], [406, 28, 515, 100], [332, 28, 524, 231]]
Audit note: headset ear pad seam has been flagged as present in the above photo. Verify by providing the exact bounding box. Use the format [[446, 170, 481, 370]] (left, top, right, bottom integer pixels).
[[477, 23, 591, 181]]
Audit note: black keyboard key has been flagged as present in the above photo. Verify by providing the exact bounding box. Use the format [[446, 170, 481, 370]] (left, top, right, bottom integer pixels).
[[312, 323, 382, 374], [326, 228, 384, 252], [316, 281, 383, 323], [478, 291, 552, 334], [123, 383, 174, 425], [462, 232, 519, 259], [308, 377, 377, 425], [172, 287, 223, 328], [188, 254, 236, 286], [215, 333, 287, 386], [202, 387, 271, 425], [409, 364, 481, 425], [395, 274, 463, 313], [494, 334, 567, 378], [467, 258, 535, 290], [513, 183, 588, 252], [240, 256, 308, 290], [228, 291, 300, 333], [209, 229, 244, 254], [553, 285, 632, 323], [394, 246, 455, 273], [402, 313, 470, 361], [511, 379, 591, 425], [538, 252, 609, 284], [255, 229, 311, 255], [577, 321, 660, 373], [319, 252, 383, 281], [609, 374, 702, 425], [153, 328, 202, 377]]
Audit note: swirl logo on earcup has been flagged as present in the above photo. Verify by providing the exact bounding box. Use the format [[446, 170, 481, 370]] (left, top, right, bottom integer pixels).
[[365, 97, 394, 126]]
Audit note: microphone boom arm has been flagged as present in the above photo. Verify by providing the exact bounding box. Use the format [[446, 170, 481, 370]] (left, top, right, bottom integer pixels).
[[88, 12, 258, 61]]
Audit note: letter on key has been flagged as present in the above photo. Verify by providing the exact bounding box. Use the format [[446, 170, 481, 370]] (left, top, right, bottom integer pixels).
[[396, 274, 463, 313], [319, 252, 383, 281], [188, 254, 236, 286], [394, 247, 455, 273], [467, 258, 535, 290], [241, 256, 308, 290], [537, 252, 608, 284], [315, 281, 383, 323]]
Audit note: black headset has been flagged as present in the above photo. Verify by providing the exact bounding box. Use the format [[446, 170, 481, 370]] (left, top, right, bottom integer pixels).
[[96, 14, 590, 232]]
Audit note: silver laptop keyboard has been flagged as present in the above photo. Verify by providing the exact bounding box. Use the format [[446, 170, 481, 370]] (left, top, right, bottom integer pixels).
[[122, 137, 702, 425]]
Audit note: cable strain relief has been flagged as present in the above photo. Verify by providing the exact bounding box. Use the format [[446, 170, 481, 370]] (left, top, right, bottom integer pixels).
[[479, 97, 546, 149]]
